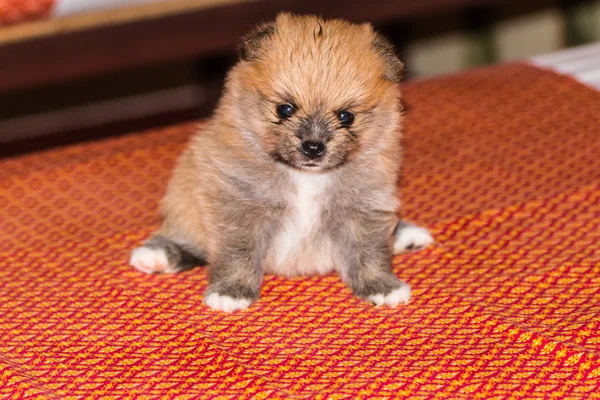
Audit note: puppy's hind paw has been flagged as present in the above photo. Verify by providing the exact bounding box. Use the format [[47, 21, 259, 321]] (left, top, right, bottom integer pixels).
[[367, 284, 411, 308], [393, 223, 434, 255]]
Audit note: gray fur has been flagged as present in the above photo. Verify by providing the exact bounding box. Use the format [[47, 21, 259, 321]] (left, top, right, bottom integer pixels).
[[372, 34, 404, 83], [209, 155, 403, 301], [320, 163, 405, 300], [297, 113, 332, 143], [151, 150, 408, 302], [238, 23, 276, 61], [332, 214, 404, 299], [200, 164, 286, 302], [144, 236, 207, 272]]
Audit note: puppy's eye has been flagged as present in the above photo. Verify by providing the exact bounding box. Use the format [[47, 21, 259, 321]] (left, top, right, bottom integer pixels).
[[276, 104, 295, 119], [338, 110, 355, 127]]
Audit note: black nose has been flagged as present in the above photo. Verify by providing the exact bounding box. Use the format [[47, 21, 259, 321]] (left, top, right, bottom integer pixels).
[[301, 141, 326, 160]]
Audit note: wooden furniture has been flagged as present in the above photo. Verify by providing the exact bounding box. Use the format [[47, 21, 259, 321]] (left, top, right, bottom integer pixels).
[[1, 0, 503, 150], [0, 0, 504, 92]]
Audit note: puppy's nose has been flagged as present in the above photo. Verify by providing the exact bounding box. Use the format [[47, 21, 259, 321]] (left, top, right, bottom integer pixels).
[[301, 141, 326, 160]]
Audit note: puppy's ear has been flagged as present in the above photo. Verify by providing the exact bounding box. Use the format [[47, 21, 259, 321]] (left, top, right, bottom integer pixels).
[[238, 22, 275, 61], [372, 33, 404, 83]]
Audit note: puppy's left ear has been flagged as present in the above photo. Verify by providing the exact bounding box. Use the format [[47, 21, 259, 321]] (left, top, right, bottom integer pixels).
[[372, 33, 404, 83], [238, 22, 275, 61]]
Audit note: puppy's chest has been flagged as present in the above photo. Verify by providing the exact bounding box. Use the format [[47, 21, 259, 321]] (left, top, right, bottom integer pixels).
[[265, 171, 335, 276]]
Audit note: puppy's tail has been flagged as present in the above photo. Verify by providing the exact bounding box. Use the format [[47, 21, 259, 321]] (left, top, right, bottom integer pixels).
[[130, 235, 207, 274]]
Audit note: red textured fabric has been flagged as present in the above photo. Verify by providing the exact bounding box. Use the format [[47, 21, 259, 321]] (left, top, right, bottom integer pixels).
[[0, 63, 599, 398]]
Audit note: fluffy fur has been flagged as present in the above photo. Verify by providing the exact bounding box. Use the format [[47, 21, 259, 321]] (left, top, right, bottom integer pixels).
[[130, 13, 433, 312]]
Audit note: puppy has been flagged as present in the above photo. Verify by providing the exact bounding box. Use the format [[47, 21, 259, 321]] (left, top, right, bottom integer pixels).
[[130, 13, 433, 312]]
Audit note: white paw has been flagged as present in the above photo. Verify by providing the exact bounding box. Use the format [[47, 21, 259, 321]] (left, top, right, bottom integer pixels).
[[203, 292, 252, 313], [130, 246, 170, 274], [367, 285, 411, 307], [393, 224, 434, 254]]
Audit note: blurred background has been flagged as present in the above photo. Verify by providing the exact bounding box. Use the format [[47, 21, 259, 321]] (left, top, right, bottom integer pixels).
[[1, 0, 599, 157]]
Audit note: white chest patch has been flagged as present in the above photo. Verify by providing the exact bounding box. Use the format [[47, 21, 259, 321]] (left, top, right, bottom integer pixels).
[[265, 170, 335, 277]]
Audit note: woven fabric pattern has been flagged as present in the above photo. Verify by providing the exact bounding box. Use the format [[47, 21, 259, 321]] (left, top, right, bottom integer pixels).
[[1, 64, 599, 398]]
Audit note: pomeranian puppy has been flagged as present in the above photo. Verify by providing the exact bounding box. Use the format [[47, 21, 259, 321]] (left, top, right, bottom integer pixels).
[[130, 13, 433, 312]]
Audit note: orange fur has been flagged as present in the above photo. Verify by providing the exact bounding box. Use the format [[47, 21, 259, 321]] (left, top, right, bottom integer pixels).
[[131, 13, 423, 311]]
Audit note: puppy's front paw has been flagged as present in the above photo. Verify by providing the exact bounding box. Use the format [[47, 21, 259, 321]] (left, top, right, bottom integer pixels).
[[367, 284, 411, 307], [130, 246, 170, 274], [393, 223, 434, 254], [203, 292, 253, 313]]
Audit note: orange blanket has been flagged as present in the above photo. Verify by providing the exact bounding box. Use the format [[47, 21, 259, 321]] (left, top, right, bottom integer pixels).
[[1, 64, 599, 398]]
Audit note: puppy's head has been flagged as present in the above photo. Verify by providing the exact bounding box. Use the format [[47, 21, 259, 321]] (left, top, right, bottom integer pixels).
[[225, 13, 403, 172]]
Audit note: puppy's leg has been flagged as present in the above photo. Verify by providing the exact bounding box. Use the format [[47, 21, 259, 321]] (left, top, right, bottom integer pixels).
[[203, 253, 262, 313], [130, 235, 207, 274], [392, 220, 434, 255], [203, 232, 270, 313], [336, 217, 411, 307]]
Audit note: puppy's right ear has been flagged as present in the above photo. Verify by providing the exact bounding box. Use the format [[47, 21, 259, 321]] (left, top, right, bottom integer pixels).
[[237, 22, 275, 61], [372, 33, 404, 84]]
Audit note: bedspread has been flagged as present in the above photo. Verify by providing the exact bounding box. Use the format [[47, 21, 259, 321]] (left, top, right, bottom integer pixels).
[[0, 63, 599, 398]]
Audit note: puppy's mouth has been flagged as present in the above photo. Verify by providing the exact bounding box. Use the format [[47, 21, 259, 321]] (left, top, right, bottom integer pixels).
[[275, 156, 326, 171], [297, 162, 324, 172], [302, 162, 319, 168], [270, 152, 345, 172]]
